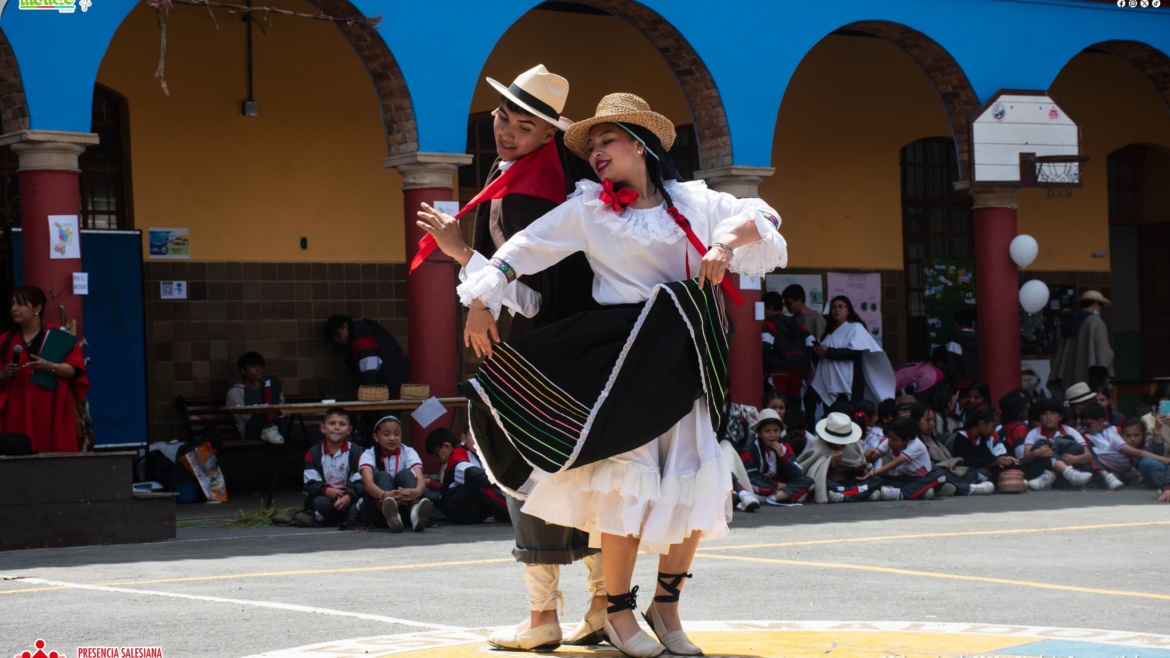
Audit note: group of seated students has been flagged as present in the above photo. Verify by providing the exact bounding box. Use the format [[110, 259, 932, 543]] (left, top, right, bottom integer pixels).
[[723, 381, 1170, 509], [271, 406, 510, 530]]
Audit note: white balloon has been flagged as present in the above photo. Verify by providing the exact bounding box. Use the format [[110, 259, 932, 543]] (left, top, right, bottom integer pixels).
[[1019, 280, 1049, 314], [1009, 234, 1039, 268]]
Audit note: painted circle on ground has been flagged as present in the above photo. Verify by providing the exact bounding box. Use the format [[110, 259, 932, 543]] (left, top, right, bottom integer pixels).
[[248, 621, 1170, 658]]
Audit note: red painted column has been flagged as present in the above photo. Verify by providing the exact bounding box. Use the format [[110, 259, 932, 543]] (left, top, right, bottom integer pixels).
[[3, 132, 99, 337], [384, 152, 472, 469], [696, 165, 776, 408], [971, 187, 1022, 402]]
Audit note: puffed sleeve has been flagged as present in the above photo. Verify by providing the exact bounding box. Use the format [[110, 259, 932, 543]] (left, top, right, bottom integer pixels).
[[456, 199, 589, 313], [704, 188, 788, 276], [459, 251, 543, 320]]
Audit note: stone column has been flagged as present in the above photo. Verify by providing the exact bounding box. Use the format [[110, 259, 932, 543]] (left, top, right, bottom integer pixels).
[[969, 186, 1022, 402], [0, 130, 99, 337], [383, 152, 473, 464], [695, 165, 776, 408]]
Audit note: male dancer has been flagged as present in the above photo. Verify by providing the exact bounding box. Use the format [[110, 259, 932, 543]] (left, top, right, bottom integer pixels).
[[416, 65, 605, 652]]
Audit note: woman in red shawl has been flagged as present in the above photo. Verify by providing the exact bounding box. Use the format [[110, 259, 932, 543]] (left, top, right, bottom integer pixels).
[[0, 285, 89, 452]]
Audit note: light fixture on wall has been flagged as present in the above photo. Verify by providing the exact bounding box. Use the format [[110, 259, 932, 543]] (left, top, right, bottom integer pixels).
[[241, 0, 258, 117]]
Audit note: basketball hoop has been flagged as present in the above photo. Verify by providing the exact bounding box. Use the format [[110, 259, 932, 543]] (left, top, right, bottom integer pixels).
[[1019, 153, 1089, 199]]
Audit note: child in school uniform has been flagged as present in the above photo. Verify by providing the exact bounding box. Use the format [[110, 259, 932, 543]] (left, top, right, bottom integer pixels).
[[297, 407, 364, 528], [863, 417, 945, 501], [909, 403, 995, 496], [743, 409, 814, 505], [1120, 417, 1170, 502], [1081, 402, 1166, 490], [1020, 398, 1098, 490], [425, 427, 510, 524], [950, 405, 1019, 487], [997, 389, 1032, 460], [358, 414, 432, 532]]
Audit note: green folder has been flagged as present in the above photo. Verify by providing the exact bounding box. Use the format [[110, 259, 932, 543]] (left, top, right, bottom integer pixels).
[[31, 328, 78, 390]]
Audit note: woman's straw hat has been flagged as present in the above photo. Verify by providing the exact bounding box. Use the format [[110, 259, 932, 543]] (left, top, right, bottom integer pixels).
[[564, 93, 676, 160]]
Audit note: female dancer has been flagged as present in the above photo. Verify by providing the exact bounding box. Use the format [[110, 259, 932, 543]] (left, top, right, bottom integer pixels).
[[420, 93, 787, 657]]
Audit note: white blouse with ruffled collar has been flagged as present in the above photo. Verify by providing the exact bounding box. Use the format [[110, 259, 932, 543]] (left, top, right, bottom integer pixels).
[[458, 179, 788, 311]]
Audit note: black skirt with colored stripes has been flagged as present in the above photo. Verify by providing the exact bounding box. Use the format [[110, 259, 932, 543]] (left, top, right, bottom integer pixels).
[[459, 279, 733, 496]]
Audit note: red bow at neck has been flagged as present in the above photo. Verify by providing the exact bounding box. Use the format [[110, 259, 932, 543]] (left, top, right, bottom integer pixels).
[[600, 179, 638, 212]]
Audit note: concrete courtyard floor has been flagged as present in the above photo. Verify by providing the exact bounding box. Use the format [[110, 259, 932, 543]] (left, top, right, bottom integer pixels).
[[2, 486, 1169, 658]]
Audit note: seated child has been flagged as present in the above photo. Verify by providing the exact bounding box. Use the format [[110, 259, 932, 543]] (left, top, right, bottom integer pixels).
[[853, 400, 884, 462], [796, 412, 882, 503], [1020, 398, 1096, 490], [225, 351, 286, 445], [742, 409, 814, 505], [296, 406, 364, 528], [717, 400, 764, 512], [950, 404, 1020, 485], [864, 417, 946, 501], [782, 407, 813, 456], [876, 398, 897, 431], [1120, 416, 1170, 502], [425, 427, 509, 525], [1082, 403, 1164, 490], [910, 403, 995, 496], [358, 414, 431, 532], [997, 389, 1032, 459]]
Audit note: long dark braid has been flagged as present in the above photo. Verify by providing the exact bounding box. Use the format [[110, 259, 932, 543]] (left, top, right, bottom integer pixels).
[[614, 122, 700, 249]]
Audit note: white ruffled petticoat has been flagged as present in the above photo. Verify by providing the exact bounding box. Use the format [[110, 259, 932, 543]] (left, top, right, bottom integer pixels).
[[518, 398, 732, 556]]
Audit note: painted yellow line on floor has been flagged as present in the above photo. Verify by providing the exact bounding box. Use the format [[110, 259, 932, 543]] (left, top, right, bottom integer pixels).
[[0, 585, 73, 595], [102, 557, 514, 586], [696, 553, 1170, 601], [701, 520, 1170, 552]]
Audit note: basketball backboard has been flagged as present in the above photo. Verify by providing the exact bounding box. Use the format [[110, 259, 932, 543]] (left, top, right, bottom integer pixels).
[[969, 90, 1083, 187]]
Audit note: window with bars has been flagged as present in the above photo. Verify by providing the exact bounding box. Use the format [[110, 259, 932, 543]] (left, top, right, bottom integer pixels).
[[900, 137, 972, 362]]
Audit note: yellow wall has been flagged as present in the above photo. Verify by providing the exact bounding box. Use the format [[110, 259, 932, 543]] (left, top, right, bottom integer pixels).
[[97, 1, 403, 262], [1033, 51, 1170, 271], [762, 35, 952, 270], [472, 10, 691, 129]]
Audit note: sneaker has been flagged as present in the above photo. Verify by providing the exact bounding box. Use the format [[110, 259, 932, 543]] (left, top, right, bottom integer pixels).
[[260, 424, 285, 445], [1062, 467, 1093, 487], [1103, 472, 1125, 490], [968, 481, 996, 496], [923, 487, 936, 500], [293, 511, 323, 528], [827, 491, 845, 503], [410, 498, 432, 532], [879, 486, 903, 501], [381, 498, 404, 533], [1028, 470, 1056, 491], [738, 490, 761, 512], [764, 494, 786, 506], [938, 483, 957, 497]]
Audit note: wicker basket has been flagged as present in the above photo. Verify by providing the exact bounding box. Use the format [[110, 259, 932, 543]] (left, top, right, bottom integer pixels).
[[357, 384, 390, 402], [399, 383, 430, 400], [997, 469, 1027, 494]]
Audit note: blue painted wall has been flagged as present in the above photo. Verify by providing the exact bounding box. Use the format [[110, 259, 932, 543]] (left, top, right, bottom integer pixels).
[[2, 0, 1168, 166]]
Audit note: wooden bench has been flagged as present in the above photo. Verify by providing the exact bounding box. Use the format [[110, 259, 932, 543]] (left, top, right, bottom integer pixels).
[[174, 394, 325, 507]]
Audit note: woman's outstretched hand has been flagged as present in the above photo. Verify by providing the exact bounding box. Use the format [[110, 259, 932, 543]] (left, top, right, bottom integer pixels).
[[417, 202, 474, 266], [697, 244, 732, 290], [465, 308, 500, 359]]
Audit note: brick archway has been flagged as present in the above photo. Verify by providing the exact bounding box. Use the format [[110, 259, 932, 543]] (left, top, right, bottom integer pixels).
[[309, 0, 417, 156], [1090, 40, 1170, 114], [843, 20, 981, 181], [0, 28, 29, 134], [570, 1, 732, 169]]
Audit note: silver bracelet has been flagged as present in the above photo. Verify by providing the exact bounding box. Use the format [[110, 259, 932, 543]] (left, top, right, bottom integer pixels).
[[712, 242, 734, 256]]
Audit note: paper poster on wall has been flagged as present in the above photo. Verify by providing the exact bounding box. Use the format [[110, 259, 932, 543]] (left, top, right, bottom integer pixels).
[[826, 272, 883, 345], [48, 215, 81, 259], [148, 228, 191, 259], [764, 274, 824, 309]]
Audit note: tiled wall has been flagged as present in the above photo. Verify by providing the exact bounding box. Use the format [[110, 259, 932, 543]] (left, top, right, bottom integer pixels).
[[143, 261, 409, 443]]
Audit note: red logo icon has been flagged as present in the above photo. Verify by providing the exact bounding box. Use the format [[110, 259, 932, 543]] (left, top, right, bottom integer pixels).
[[14, 639, 63, 658]]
